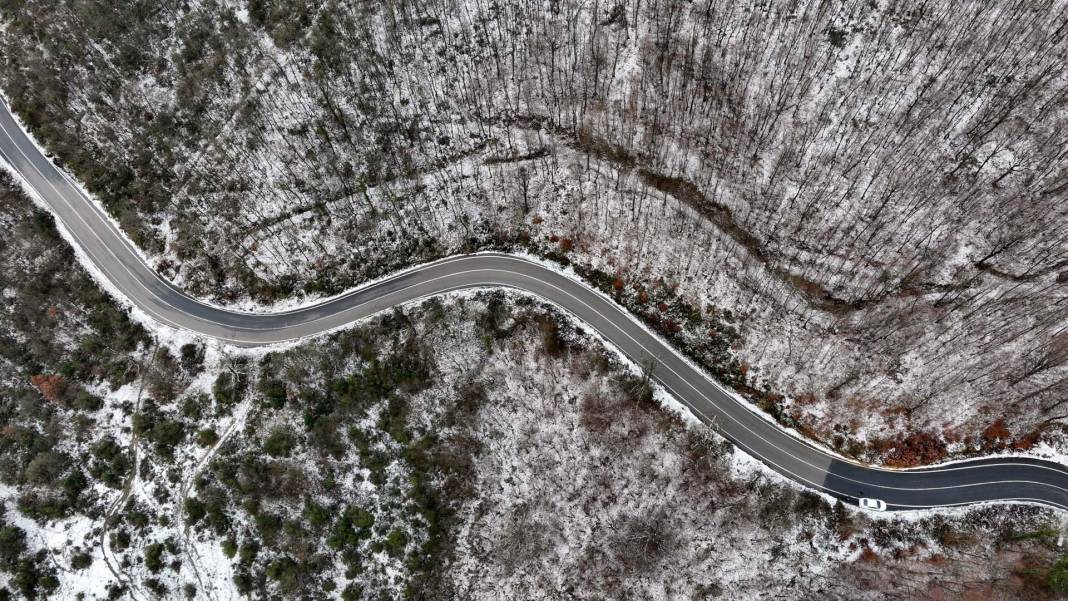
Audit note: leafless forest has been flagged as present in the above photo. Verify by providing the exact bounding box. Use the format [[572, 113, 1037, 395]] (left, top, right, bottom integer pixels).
[[1, 0, 1066, 461], [0, 168, 1062, 598]]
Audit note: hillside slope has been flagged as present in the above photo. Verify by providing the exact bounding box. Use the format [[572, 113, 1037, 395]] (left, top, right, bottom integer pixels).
[[0, 0, 1065, 462]]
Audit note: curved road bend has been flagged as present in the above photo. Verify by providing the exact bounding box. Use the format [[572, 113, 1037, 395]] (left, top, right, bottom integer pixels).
[[1, 100, 1066, 513]]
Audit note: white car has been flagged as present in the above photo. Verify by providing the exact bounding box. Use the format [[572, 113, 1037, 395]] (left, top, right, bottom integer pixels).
[[858, 497, 887, 512]]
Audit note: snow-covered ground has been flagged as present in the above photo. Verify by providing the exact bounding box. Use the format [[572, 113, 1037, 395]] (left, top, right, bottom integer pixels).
[[2, 0, 1066, 463]]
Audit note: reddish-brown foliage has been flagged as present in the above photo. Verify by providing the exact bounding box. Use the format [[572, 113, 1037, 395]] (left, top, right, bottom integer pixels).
[[548, 234, 559, 243], [612, 278, 624, 291], [880, 430, 948, 467], [881, 404, 910, 416], [558, 238, 573, 252], [794, 419, 819, 441], [942, 426, 963, 444], [1012, 427, 1044, 451], [580, 393, 613, 434], [871, 437, 895, 455], [981, 419, 1012, 449], [30, 374, 65, 402], [657, 302, 669, 312], [531, 215, 543, 225]]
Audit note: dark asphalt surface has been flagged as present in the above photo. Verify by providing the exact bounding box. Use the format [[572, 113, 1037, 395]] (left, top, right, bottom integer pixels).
[[2, 99, 1067, 513]]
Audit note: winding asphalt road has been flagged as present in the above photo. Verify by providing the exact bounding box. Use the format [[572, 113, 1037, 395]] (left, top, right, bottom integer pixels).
[[1, 99, 1067, 513]]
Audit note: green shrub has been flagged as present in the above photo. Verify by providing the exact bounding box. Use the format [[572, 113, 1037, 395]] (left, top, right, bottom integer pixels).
[[233, 571, 253, 595], [239, 539, 259, 566], [260, 379, 287, 409], [184, 498, 206, 525], [384, 529, 408, 558], [127, 507, 150, 530], [150, 420, 186, 457], [181, 393, 209, 420], [89, 437, 130, 489], [109, 530, 130, 552], [16, 469, 87, 520], [70, 551, 92, 570], [144, 542, 165, 573], [221, 537, 237, 558], [145, 577, 166, 597], [71, 389, 103, 412], [341, 583, 363, 601], [304, 499, 331, 528], [179, 343, 205, 374], [255, 512, 283, 542], [213, 370, 248, 408], [24, 452, 68, 485], [263, 428, 297, 458], [326, 506, 374, 552], [196, 428, 220, 447], [1050, 554, 1068, 594], [265, 556, 300, 592], [0, 524, 27, 570]]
